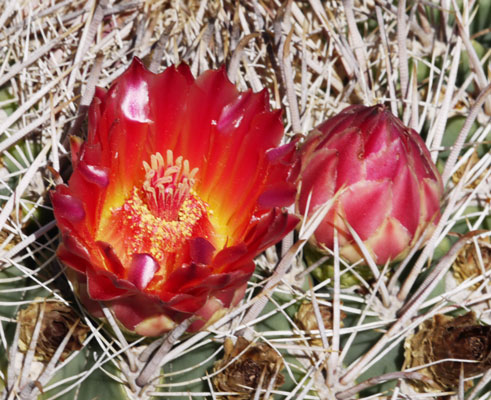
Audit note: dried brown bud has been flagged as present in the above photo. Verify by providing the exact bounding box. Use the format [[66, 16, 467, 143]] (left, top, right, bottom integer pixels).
[[0, 228, 20, 250], [213, 337, 284, 399], [453, 239, 490, 289], [18, 299, 89, 362], [403, 312, 491, 392], [452, 152, 487, 189], [295, 301, 345, 347]]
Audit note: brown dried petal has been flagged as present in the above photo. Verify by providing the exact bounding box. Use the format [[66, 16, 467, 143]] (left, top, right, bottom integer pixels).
[[18, 299, 89, 362], [213, 337, 284, 399], [451, 152, 487, 189], [295, 301, 345, 347], [0, 228, 20, 250], [404, 312, 491, 392], [452, 239, 491, 289]]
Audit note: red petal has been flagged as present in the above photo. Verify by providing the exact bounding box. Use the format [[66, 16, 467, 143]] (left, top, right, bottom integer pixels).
[[175, 67, 239, 173], [69, 136, 84, 165], [110, 295, 180, 332], [216, 281, 248, 308], [391, 166, 420, 236], [360, 108, 388, 156], [189, 237, 215, 265], [212, 244, 249, 271], [328, 127, 364, 188], [149, 64, 195, 160], [163, 264, 212, 293], [62, 231, 91, 261], [315, 106, 360, 141], [86, 269, 129, 300], [96, 241, 126, 277], [57, 243, 90, 274], [257, 185, 297, 209], [51, 189, 85, 222], [244, 208, 299, 254], [208, 109, 285, 230], [365, 138, 405, 181], [165, 293, 209, 313], [370, 218, 411, 264], [188, 297, 223, 331], [77, 160, 109, 188]]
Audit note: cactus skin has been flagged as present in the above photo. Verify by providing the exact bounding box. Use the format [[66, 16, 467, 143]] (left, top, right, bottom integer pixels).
[[297, 105, 443, 265]]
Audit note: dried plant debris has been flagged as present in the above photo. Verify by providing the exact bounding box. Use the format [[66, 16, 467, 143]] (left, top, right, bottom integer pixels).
[[452, 238, 491, 288], [295, 301, 345, 347], [0, 227, 20, 251], [17, 299, 89, 362], [403, 312, 491, 392], [452, 151, 489, 189], [213, 337, 284, 399]]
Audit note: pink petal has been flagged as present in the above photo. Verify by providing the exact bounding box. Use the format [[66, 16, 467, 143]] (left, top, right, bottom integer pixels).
[[298, 148, 338, 215], [77, 160, 109, 187], [391, 166, 420, 236], [128, 253, 159, 291], [369, 218, 411, 264], [341, 180, 392, 240], [51, 190, 85, 222]]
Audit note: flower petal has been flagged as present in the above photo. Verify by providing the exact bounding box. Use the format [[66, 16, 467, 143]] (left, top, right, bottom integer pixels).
[[51, 190, 85, 222], [96, 241, 126, 278], [77, 160, 109, 188], [189, 237, 215, 265], [128, 253, 159, 291], [86, 269, 129, 301]]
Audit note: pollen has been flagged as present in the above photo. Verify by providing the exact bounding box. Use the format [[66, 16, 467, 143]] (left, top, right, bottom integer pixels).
[[109, 151, 212, 274]]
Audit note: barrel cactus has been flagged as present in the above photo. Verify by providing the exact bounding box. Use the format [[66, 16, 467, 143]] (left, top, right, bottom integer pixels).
[[1, 1, 489, 400]]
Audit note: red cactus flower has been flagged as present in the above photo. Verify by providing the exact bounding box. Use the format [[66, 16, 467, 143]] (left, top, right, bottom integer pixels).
[[51, 58, 298, 336], [297, 105, 443, 265]]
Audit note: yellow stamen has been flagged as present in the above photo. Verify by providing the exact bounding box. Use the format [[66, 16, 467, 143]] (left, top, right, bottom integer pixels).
[[109, 151, 211, 271], [142, 150, 199, 221]]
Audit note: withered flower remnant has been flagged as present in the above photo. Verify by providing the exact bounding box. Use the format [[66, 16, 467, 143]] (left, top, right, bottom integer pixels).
[[50, 58, 298, 336], [295, 301, 345, 347], [17, 300, 89, 362], [403, 312, 491, 392], [213, 337, 285, 399], [452, 239, 490, 289], [296, 105, 443, 265]]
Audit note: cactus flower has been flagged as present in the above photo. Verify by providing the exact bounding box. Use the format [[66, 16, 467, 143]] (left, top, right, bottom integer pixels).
[[51, 58, 298, 336], [297, 105, 443, 265]]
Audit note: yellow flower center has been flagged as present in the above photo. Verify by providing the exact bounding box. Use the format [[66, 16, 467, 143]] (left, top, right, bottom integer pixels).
[[107, 151, 212, 274]]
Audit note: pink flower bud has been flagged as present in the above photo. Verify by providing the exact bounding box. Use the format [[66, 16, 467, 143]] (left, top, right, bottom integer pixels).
[[297, 105, 443, 265]]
